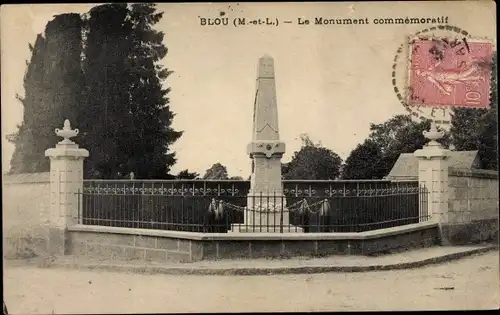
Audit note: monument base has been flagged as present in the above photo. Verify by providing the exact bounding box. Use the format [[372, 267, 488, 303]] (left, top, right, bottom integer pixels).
[[235, 194, 304, 233], [229, 224, 304, 233]]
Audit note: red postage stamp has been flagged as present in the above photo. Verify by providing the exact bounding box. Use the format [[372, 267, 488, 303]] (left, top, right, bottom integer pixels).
[[408, 38, 493, 108]]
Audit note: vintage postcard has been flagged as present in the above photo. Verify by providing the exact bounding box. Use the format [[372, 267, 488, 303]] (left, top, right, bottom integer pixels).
[[2, 1, 498, 314]]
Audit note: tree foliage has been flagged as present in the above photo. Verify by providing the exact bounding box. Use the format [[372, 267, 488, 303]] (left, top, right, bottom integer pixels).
[[450, 52, 497, 170], [79, 4, 133, 178], [9, 14, 84, 174], [203, 163, 229, 180], [282, 134, 343, 180], [341, 139, 386, 179], [176, 169, 200, 179], [344, 52, 497, 179], [80, 3, 182, 179], [342, 115, 450, 179], [9, 4, 182, 179]]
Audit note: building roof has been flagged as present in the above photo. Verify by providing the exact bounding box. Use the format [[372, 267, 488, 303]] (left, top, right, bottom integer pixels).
[[387, 150, 480, 179]]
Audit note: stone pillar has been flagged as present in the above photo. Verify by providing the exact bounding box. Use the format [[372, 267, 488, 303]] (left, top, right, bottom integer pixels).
[[414, 122, 450, 239], [45, 120, 89, 255]]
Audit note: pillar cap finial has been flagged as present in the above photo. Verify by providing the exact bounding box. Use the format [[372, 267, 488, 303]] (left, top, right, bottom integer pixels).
[[55, 119, 79, 145], [423, 121, 444, 148]]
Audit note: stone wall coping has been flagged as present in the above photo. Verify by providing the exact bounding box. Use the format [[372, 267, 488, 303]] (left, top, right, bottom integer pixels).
[[45, 147, 89, 158], [2, 172, 50, 184], [414, 147, 451, 159], [449, 167, 498, 179], [386, 176, 419, 181], [68, 221, 438, 241]]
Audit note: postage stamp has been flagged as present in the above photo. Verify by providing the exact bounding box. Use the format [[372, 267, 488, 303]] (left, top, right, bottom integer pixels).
[[391, 24, 495, 124], [408, 38, 493, 108]]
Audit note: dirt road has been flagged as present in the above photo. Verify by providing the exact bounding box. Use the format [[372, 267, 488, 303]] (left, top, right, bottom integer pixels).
[[4, 251, 499, 313]]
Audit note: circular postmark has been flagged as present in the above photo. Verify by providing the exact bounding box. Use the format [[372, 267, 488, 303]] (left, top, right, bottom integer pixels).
[[392, 25, 494, 125]]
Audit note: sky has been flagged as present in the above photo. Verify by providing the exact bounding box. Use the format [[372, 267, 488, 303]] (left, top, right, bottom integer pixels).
[[1, 2, 497, 177]]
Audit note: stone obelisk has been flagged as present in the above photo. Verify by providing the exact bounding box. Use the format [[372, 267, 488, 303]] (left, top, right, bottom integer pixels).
[[234, 55, 299, 232]]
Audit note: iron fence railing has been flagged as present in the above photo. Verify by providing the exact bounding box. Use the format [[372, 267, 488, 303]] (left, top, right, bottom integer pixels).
[[79, 179, 420, 197], [77, 180, 429, 233]]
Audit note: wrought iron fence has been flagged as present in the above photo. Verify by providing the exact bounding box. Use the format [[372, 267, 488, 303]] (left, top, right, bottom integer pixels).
[[77, 180, 429, 233]]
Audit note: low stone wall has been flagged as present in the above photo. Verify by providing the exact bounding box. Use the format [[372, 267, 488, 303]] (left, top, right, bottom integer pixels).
[[445, 168, 499, 245], [67, 221, 440, 262], [2, 173, 51, 259]]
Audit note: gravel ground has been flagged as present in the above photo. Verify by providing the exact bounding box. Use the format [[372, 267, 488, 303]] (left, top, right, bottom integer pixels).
[[3, 251, 499, 313]]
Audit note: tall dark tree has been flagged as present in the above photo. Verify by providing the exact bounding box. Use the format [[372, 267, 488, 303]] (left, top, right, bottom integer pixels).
[[79, 4, 134, 178], [283, 134, 343, 180], [8, 14, 84, 174], [7, 34, 47, 174], [126, 3, 182, 179], [80, 3, 182, 179], [450, 53, 497, 170], [9, 5, 182, 178]]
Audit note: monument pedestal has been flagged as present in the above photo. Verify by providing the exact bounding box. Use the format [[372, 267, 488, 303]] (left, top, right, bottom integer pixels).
[[230, 194, 304, 233]]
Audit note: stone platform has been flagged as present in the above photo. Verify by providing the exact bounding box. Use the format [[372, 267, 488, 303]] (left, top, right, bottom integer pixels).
[[65, 221, 443, 263]]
